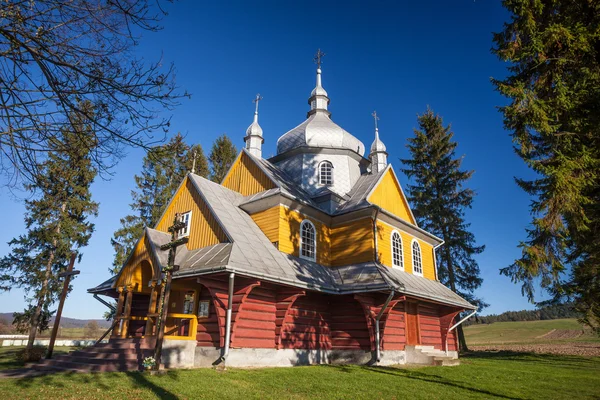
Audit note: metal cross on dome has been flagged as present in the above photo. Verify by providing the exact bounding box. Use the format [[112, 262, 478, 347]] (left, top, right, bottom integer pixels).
[[253, 93, 263, 113], [372, 110, 380, 131], [314, 49, 326, 68]]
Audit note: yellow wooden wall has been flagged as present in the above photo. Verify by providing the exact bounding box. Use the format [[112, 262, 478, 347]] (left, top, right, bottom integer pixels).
[[156, 177, 228, 250], [116, 236, 154, 293], [368, 169, 415, 224], [251, 206, 280, 243], [377, 221, 436, 280], [222, 151, 276, 196], [277, 207, 331, 266], [330, 218, 374, 267]]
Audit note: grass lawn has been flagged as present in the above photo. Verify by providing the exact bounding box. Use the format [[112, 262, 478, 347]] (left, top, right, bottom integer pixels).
[[0, 348, 598, 399]]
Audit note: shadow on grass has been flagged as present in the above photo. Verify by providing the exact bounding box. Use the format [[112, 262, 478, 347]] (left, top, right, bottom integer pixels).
[[320, 364, 522, 400], [124, 370, 180, 400], [462, 350, 600, 369]]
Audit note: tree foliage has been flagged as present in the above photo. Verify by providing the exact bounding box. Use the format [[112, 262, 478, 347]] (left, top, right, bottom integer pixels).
[[401, 107, 486, 350], [492, 0, 600, 333], [465, 302, 579, 326], [0, 106, 98, 351], [209, 134, 237, 183], [0, 0, 185, 185], [110, 134, 208, 273]]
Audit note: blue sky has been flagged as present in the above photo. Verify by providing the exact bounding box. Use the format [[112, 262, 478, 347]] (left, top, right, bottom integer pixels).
[[0, 1, 544, 320]]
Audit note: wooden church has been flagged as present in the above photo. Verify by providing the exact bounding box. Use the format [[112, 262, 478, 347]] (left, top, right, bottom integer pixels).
[[88, 55, 475, 369]]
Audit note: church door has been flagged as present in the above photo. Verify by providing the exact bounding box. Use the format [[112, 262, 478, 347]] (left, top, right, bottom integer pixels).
[[406, 302, 421, 345]]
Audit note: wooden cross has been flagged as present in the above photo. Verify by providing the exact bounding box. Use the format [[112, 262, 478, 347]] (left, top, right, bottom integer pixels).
[[372, 110, 380, 131], [314, 49, 325, 68], [153, 213, 189, 371]]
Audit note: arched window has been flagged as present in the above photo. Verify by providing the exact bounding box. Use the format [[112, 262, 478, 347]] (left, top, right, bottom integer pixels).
[[319, 161, 333, 185], [391, 231, 403, 270], [412, 240, 423, 276], [300, 220, 316, 261]]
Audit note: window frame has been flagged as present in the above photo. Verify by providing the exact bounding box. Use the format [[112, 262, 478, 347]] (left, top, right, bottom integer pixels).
[[318, 160, 334, 186], [411, 239, 423, 277], [391, 230, 404, 270], [197, 300, 211, 319], [177, 210, 192, 238], [299, 219, 317, 262]]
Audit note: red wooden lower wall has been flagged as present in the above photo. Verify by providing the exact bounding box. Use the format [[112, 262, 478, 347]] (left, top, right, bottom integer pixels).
[[193, 278, 461, 352], [281, 292, 332, 350]]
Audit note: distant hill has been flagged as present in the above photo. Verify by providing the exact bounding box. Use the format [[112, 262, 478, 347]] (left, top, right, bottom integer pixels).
[[0, 313, 111, 329], [466, 302, 579, 326]]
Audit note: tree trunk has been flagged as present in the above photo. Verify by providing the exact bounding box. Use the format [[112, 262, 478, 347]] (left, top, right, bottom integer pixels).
[[26, 202, 66, 351], [442, 231, 469, 352]]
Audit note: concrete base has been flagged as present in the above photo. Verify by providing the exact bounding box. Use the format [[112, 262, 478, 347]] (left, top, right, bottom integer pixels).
[[162, 339, 197, 368], [192, 347, 409, 368]]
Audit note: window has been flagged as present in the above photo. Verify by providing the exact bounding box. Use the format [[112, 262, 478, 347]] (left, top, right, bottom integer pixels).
[[391, 231, 403, 270], [183, 291, 195, 314], [177, 211, 192, 238], [197, 300, 210, 318], [319, 161, 333, 185], [412, 240, 423, 276], [300, 220, 316, 261]]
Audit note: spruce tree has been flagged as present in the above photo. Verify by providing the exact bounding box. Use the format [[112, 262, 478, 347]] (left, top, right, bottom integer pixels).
[[0, 108, 98, 355], [401, 107, 485, 351], [110, 134, 209, 273], [209, 134, 238, 183], [492, 0, 600, 332]]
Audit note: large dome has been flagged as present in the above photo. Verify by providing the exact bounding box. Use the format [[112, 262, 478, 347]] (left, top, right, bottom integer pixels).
[[275, 66, 365, 156], [277, 112, 365, 155]]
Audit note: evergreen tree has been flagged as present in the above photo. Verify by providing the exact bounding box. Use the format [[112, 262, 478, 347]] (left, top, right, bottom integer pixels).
[[209, 134, 238, 183], [110, 134, 209, 274], [401, 107, 485, 351], [492, 0, 600, 333], [0, 108, 98, 355]]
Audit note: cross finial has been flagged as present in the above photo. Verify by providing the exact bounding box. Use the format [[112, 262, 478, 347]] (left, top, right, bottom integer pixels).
[[191, 150, 197, 174], [372, 110, 380, 131], [253, 93, 263, 114], [314, 49, 326, 69]]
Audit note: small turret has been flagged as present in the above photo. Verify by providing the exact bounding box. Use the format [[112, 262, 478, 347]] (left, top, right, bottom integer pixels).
[[244, 94, 264, 158], [369, 111, 388, 173]]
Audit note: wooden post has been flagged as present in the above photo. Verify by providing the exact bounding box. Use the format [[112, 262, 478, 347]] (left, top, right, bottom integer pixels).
[[145, 281, 159, 336], [47, 253, 79, 359], [153, 214, 188, 371], [121, 287, 133, 338], [113, 287, 126, 337]]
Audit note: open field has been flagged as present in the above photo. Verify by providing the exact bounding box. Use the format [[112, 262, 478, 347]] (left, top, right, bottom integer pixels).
[[0, 347, 598, 399], [464, 318, 600, 356]]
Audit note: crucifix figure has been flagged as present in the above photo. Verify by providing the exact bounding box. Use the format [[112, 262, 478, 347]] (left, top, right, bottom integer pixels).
[[372, 110, 380, 131], [191, 150, 197, 174], [153, 213, 189, 371], [253, 93, 263, 114], [314, 49, 326, 68]]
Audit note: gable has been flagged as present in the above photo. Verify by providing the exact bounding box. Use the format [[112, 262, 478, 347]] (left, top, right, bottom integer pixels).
[[222, 151, 277, 196], [367, 168, 416, 225], [155, 176, 228, 250], [115, 235, 155, 292]]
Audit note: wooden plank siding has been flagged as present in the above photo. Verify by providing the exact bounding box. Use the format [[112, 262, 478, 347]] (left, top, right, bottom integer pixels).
[[196, 288, 221, 347], [155, 177, 228, 250], [278, 206, 331, 266], [330, 218, 374, 267], [329, 296, 371, 350], [116, 236, 154, 292], [377, 220, 437, 280], [250, 206, 280, 243], [281, 292, 332, 350], [231, 286, 277, 348], [381, 302, 406, 350], [367, 168, 415, 224], [419, 302, 444, 349], [221, 151, 276, 196]]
